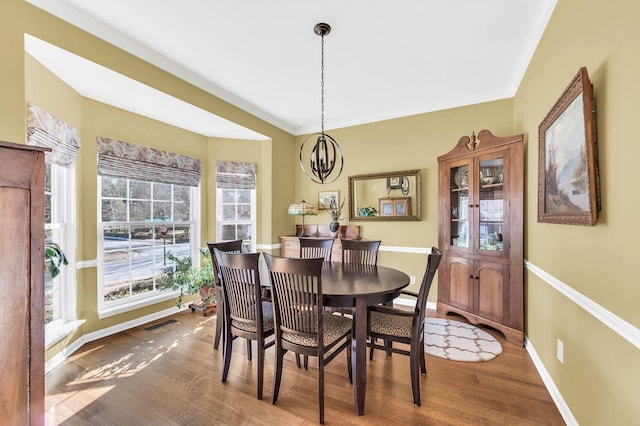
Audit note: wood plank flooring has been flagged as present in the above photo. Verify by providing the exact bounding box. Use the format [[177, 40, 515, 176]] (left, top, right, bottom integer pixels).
[[45, 310, 564, 425]]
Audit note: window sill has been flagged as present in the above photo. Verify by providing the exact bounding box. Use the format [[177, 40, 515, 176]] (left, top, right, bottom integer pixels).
[[45, 319, 86, 349], [98, 291, 179, 319]]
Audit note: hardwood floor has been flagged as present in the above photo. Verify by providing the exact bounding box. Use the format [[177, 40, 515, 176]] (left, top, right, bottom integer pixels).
[[45, 310, 564, 425]]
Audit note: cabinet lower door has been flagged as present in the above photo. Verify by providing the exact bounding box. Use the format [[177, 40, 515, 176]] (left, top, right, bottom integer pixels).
[[476, 260, 509, 324], [446, 255, 474, 312]]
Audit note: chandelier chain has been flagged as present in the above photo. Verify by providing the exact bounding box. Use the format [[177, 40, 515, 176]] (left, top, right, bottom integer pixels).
[[320, 33, 325, 135], [300, 22, 343, 184]]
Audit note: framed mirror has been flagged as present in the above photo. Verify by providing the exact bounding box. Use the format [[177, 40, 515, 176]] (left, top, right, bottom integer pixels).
[[348, 169, 421, 221]]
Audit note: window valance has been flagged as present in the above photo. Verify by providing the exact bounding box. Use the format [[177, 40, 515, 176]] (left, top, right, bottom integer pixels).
[[97, 137, 201, 187], [26, 103, 81, 167], [216, 161, 256, 189]]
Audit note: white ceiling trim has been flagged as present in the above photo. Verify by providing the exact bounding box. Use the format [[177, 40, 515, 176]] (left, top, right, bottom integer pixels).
[[25, 0, 291, 135], [25, 0, 558, 137], [505, 0, 558, 95]]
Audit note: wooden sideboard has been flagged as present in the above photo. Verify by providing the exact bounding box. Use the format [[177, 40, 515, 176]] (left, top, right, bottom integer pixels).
[[280, 225, 360, 262]]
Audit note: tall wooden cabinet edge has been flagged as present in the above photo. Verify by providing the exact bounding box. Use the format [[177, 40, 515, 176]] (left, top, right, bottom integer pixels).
[[0, 140, 48, 424], [437, 130, 524, 346]]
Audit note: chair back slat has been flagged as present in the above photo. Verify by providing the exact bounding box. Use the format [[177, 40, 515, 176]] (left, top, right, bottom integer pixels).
[[215, 250, 263, 331], [207, 240, 243, 285], [340, 239, 381, 266], [299, 238, 334, 262], [264, 254, 324, 339]]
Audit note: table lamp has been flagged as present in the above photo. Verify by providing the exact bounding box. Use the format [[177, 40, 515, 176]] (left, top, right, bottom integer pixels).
[[288, 200, 317, 237]]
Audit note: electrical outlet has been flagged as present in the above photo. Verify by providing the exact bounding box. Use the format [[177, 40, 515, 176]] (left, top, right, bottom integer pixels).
[[409, 276, 416, 284], [557, 339, 564, 363]]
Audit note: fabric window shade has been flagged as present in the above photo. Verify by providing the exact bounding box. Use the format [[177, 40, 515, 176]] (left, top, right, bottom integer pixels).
[[216, 161, 256, 189], [26, 103, 81, 167], [97, 137, 201, 187]]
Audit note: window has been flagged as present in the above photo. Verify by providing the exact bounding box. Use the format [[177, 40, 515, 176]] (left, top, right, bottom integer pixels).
[[44, 161, 76, 335], [27, 103, 82, 347], [215, 161, 257, 251], [96, 137, 202, 316], [99, 178, 199, 311], [217, 188, 256, 252]]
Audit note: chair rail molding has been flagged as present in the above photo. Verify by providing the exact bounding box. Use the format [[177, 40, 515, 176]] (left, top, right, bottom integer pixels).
[[525, 260, 640, 350]]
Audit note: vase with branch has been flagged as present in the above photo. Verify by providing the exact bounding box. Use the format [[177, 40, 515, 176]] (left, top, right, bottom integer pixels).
[[322, 196, 345, 238]]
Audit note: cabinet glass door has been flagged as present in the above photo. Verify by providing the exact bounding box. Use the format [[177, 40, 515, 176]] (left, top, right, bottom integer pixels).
[[478, 157, 504, 252], [450, 164, 470, 248]]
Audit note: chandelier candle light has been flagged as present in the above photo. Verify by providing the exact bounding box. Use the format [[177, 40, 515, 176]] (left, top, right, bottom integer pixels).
[[288, 200, 318, 237], [299, 23, 344, 184]]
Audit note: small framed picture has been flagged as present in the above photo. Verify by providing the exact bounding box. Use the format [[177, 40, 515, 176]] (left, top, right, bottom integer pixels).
[[318, 190, 339, 210], [394, 199, 408, 216], [379, 198, 394, 216], [387, 176, 403, 189]]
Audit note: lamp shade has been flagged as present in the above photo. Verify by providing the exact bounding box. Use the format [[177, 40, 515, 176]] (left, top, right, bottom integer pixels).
[[288, 200, 318, 216]]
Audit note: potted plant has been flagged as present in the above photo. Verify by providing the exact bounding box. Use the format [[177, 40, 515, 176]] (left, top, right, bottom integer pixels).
[[357, 206, 377, 217], [45, 242, 68, 278], [163, 248, 215, 313]]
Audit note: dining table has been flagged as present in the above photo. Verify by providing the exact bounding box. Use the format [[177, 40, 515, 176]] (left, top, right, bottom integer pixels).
[[260, 258, 410, 416]]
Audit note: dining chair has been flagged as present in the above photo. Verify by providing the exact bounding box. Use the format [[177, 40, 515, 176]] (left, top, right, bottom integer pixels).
[[298, 237, 334, 364], [299, 237, 334, 262], [215, 249, 275, 400], [340, 239, 381, 265], [207, 240, 244, 351], [367, 247, 442, 407], [264, 254, 353, 425]]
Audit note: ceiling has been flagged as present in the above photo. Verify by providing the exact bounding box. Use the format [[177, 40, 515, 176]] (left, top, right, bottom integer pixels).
[[25, 0, 556, 139]]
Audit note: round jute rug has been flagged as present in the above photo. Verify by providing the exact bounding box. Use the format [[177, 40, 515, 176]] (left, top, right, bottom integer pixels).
[[424, 318, 502, 362]]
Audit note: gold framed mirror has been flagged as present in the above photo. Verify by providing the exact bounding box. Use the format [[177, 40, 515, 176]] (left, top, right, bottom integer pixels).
[[348, 169, 421, 221]]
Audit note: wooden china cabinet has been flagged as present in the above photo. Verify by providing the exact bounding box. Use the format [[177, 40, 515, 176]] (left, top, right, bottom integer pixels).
[[0, 141, 48, 424], [437, 130, 524, 346]]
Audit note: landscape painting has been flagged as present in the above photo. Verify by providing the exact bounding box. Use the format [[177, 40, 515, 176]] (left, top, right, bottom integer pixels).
[[538, 67, 600, 226]]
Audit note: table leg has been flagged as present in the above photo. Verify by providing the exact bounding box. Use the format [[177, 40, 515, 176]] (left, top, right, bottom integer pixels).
[[352, 296, 367, 415]]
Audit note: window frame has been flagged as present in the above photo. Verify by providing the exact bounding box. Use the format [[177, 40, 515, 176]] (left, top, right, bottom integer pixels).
[[216, 187, 256, 252], [97, 177, 201, 318], [45, 161, 83, 348]]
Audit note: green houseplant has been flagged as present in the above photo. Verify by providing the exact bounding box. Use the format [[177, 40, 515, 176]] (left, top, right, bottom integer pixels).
[[45, 242, 68, 278], [163, 248, 215, 309]]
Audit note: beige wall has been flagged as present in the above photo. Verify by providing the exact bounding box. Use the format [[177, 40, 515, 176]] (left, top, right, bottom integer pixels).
[[295, 99, 514, 294], [3, 0, 639, 423], [5, 1, 295, 363], [512, 0, 640, 423]]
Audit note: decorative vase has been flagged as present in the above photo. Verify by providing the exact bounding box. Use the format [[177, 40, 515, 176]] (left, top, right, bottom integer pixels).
[[329, 220, 340, 238]]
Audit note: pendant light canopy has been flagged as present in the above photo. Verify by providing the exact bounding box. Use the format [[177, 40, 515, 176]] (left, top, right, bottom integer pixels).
[[299, 23, 344, 184]]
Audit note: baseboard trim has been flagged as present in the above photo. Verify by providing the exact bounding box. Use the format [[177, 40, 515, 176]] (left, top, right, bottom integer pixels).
[[45, 305, 188, 374], [525, 336, 578, 425]]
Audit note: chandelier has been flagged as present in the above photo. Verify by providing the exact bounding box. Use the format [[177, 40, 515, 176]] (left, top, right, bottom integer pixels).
[[299, 23, 344, 184]]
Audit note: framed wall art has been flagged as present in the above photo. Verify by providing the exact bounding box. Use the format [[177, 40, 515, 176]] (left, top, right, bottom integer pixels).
[[393, 197, 411, 216], [378, 198, 394, 216], [318, 190, 339, 210], [538, 67, 600, 226], [387, 176, 403, 190], [378, 197, 412, 217]]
